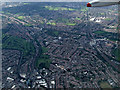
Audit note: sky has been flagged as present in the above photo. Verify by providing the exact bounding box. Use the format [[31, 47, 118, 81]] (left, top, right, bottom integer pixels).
[[1, 0, 90, 2], [0, 0, 119, 2]]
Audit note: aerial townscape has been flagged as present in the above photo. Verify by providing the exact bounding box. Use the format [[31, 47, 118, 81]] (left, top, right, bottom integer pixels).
[[1, 2, 120, 88]]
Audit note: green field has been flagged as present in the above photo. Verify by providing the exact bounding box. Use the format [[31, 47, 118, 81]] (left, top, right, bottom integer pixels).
[[45, 6, 75, 11], [0, 11, 4, 14], [66, 23, 76, 26], [24, 23, 32, 27], [36, 46, 51, 69], [104, 18, 112, 21], [56, 18, 69, 23], [46, 30, 60, 37], [36, 57, 51, 69], [6, 12, 11, 14], [109, 38, 118, 42], [76, 17, 81, 20], [47, 22, 56, 25], [56, 17, 77, 26], [100, 13, 105, 15], [17, 16, 24, 20], [2, 35, 35, 57], [42, 46, 48, 53], [81, 8, 88, 12], [53, 31, 59, 36], [113, 48, 120, 61], [94, 31, 106, 34], [100, 81, 112, 88]]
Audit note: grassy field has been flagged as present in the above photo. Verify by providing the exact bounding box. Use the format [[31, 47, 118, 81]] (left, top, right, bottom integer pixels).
[[56, 17, 77, 26], [17, 16, 24, 20], [46, 30, 59, 37], [100, 81, 112, 88], [36, 46, 51, 69], [24, 23, 32, 27], [45, 6, 75, 11], [94, 31, 106, 34], [42, 46, 48, 53], [0, 11, 4, 14], [56, 18, 69, 23], [109, 38, 118, 42], [36, 57, 51, 69], [81, 8, 88, 12], [2, 35, 35, 57], [53, 31, 59, 36], [47, 22, 56, 25], [76, 18, 81, 20], [104, 18, 112, 21], [100, 13, 105, 15], [113, 48, 120, 61], [66, 23, 76, 26]]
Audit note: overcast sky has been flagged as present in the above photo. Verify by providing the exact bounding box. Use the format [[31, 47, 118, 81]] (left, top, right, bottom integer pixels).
[[1, 0, 118, 2], [1, 0, 90, 2]]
